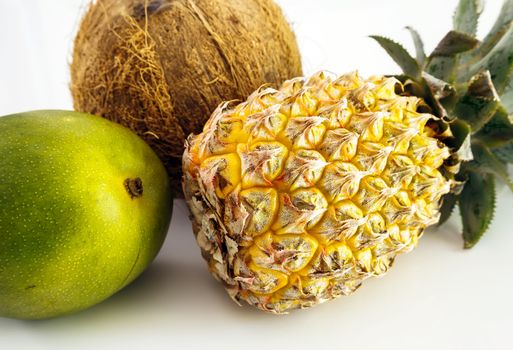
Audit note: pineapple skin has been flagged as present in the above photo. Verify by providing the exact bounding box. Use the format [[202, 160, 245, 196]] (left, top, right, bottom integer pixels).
[[183, 72, 452, 313]]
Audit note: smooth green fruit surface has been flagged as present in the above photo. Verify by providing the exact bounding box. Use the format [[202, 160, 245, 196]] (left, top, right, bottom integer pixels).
[[0, 110, 172, 320]]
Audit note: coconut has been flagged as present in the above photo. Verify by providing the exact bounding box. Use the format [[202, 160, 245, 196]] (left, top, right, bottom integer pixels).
[[70, 0, 303, 195]]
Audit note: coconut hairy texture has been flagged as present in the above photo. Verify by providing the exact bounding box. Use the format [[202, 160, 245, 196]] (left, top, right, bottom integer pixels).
[[70, 0, 302, 195]]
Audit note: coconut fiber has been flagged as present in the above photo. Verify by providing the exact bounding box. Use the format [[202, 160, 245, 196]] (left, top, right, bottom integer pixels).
[[70, 0, 303, 195]]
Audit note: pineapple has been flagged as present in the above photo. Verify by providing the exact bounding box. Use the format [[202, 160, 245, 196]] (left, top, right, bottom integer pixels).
[[183, 0, 513, 313]]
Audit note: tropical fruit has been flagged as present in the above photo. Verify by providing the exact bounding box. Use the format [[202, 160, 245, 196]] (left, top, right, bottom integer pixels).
[[0, 110, 172, 319], [183, 0, 513, 313], [70, 0, 303, 194]]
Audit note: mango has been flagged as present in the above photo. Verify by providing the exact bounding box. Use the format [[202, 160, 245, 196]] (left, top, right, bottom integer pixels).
[[0, 110, 172, 319]]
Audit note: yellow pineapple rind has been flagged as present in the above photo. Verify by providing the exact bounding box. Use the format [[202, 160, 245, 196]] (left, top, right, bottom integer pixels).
[[183, 71, 451, 314]]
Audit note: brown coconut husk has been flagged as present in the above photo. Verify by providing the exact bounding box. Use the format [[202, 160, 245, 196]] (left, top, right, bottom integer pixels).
[[70, 0, 303, 195]]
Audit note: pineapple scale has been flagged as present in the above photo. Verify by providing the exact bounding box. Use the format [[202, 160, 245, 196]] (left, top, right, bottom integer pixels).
[[183, 71, 451, 313]]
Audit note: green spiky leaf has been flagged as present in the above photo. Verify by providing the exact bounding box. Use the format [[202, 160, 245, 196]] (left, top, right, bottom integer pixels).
[[427, 31, 479, 81], [370, 36, 421, 78], [453, 71, 500, 130], [469, 140, 513, 191], [494, 142, 513, 163], [468, 25, 513, 94], [438, 193, 458, 226], [446, 119, 473, 161], [406, 26, 427, 66], [453, 0, 484, 36], [478, 0, 513, 59], [422, 73, 456, 100], [459, 171, 496, 248], [475, 106, 513, 147], [422, 72, 457, 114], [399, 76, 428, 99], [426, 56, 458, 82], [500, 84, 513, 113], [497, 60, 513, 114], [456, 130, 474, 162], [431, 31, 480, 57]]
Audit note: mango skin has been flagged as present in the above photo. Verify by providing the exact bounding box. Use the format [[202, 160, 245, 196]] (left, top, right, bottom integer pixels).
[[0, 110, 172, 320]]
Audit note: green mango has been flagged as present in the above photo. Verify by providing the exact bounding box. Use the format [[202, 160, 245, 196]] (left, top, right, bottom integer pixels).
[[0, 110, 172, 319]]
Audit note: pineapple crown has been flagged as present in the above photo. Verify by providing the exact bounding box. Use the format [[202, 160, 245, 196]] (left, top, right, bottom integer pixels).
[[371, 0, 513, 248]]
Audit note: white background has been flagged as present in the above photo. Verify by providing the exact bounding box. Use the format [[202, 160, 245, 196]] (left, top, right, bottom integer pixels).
[[1, 1, 512, 349]]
